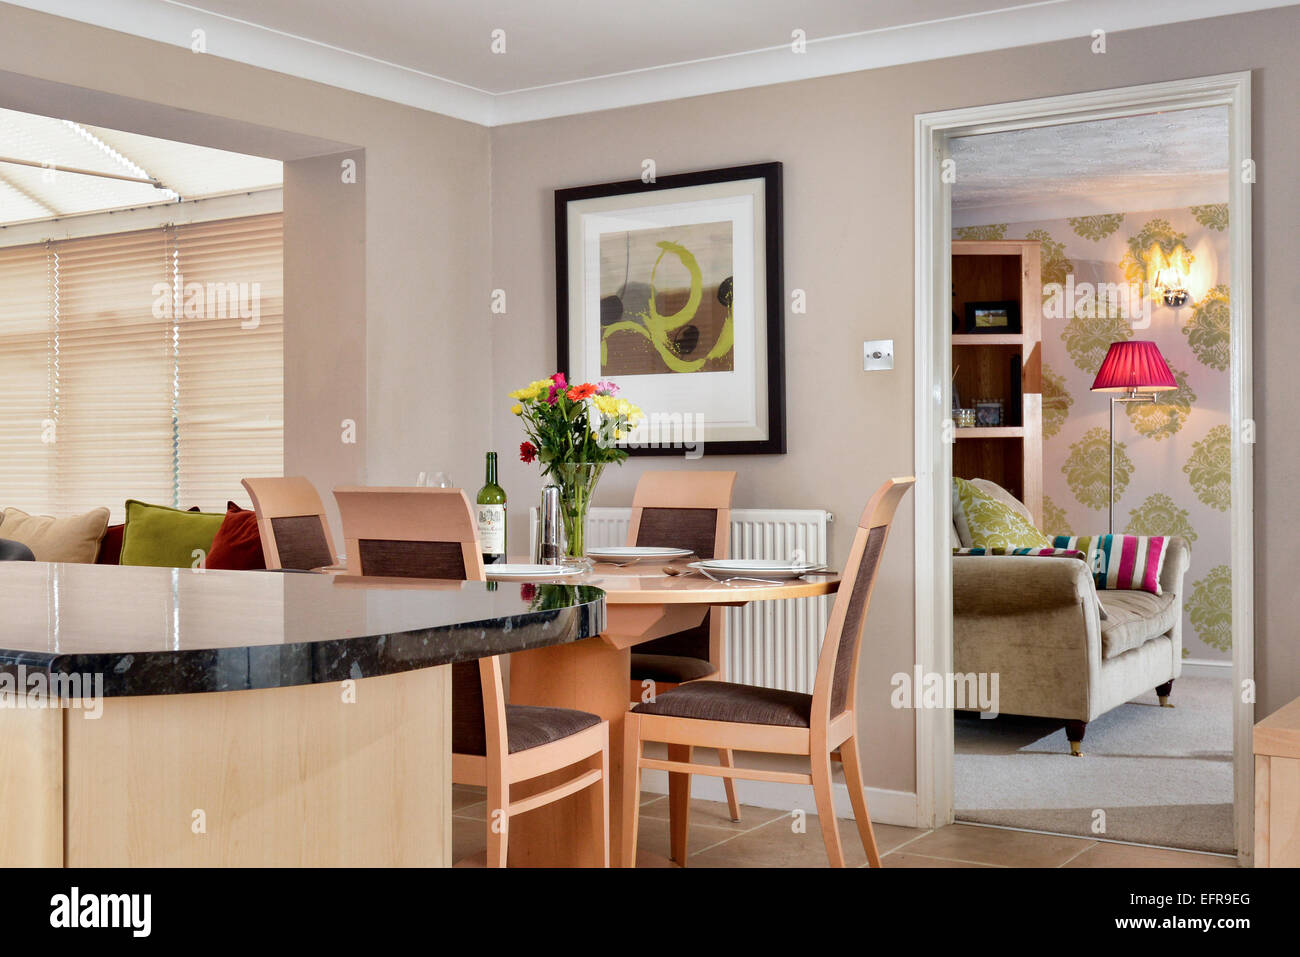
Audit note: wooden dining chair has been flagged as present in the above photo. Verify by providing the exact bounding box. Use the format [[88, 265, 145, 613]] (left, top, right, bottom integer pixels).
[[621, 476, 915, 868], [241, 476, 337, 570], [624, 469, 741, 821], [332, 486, 610, 867]]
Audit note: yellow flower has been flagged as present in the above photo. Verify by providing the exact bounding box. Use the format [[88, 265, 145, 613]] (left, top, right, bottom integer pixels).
[[508, 379, 551, 402], [511, 403, 522, 416]]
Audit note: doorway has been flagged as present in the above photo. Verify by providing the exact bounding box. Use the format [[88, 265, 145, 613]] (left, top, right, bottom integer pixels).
[[912, 73, 1254, 863]]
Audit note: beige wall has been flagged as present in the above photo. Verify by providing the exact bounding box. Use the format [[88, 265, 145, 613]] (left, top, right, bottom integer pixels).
[[0, 3, 493, 545], [490, 6, 1300, 792], [283, 150, 366, 543]]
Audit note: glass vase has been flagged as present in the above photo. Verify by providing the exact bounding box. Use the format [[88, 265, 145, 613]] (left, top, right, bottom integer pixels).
[[549, 462, 604, 560]]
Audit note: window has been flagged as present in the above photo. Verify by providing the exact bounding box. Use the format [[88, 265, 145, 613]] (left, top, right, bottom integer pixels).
[[0, 213, 283, 520]]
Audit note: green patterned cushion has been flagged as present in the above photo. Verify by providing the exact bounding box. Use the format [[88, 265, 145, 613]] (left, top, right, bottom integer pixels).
[[952, 478, 1051, 550]]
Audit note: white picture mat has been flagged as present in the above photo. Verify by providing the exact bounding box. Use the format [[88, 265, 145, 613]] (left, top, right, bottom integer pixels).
[[565, 178, 769, 444]]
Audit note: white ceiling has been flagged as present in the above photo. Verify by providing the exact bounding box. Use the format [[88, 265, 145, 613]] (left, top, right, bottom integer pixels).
[[5, 0, 1292, 125], [950, 107, 1228, 222], [0, 106, 282, 226]]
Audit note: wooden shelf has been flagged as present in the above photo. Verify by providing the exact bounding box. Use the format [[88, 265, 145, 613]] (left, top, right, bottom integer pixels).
[[955, 427, 1025, 438], [952, 334, 1027, 346], [951, 238, 1043, 526]]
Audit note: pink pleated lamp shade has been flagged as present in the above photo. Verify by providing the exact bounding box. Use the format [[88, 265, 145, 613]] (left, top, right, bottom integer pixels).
[[1090, 340, 1177, 393]]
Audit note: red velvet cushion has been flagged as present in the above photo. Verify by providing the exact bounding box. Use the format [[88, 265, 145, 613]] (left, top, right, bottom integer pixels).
[[96, 524, 125, 564], [205, 502, 266, 570]]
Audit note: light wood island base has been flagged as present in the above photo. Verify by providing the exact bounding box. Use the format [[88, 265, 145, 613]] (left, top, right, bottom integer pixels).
[[0, 667, 451, 867]]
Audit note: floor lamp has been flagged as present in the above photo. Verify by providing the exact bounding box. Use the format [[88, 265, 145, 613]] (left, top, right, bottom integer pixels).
[[1090, 340, 1177, 533]]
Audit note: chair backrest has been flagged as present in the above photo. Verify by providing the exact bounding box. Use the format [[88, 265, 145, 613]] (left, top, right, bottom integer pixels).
[[332, 487, 485, 581], [241, 476, 336, 570], [331, 486, 498, 760], [627, 471, 736, 662], [626, 470, 736, 560], [811, 477, 915, 727]]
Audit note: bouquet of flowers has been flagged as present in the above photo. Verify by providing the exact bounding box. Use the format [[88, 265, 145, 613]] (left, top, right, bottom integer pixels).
[[510, 373, 644, 557]]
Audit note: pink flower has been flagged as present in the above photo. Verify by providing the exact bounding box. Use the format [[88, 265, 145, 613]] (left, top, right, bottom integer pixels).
[[546, 372, 567, 405], [596, 379, 619, 396]]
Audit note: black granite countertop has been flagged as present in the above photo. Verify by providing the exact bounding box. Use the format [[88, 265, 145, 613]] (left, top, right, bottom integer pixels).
[[0, 562, 605, 697]]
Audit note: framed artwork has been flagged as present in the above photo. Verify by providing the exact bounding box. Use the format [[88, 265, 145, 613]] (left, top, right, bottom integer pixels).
[[963, 300, 1021, 334], [555, 162, 785, 455]]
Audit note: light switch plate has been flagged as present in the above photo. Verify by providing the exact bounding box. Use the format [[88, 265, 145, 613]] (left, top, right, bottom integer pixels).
[[863, 339, 894, 371]]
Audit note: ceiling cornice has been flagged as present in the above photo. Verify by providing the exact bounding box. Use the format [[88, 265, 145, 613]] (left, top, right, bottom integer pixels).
[[5, 0, 1294, 127]]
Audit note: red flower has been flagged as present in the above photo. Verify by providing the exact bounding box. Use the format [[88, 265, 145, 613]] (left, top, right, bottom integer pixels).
[[519, 441, 538, 464], [520, 583, 537, 601], [567, 383, 596, 401]]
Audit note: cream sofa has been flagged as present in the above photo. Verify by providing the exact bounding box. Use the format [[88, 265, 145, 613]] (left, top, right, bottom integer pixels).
[[951, 479, 1191, 755]]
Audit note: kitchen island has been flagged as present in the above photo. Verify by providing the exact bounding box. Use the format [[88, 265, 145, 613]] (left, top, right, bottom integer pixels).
[[0, 561, 604, 867]]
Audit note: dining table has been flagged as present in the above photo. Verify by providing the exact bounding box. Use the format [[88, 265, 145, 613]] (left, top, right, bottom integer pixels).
[[500, 559, 841, 867]]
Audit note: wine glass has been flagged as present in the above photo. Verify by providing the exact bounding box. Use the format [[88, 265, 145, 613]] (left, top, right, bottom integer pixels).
[[416, 470, 454, 488]]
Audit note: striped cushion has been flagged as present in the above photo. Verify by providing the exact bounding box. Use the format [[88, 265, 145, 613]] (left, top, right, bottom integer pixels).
[[953, 547, 1087, 559], [1052, 535, 1169, 595]]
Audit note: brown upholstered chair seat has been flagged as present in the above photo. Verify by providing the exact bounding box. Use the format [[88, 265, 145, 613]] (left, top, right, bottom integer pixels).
[[633, 680, 813, 728], [629, 652, 717, 684], [454, 703, 602, 756]]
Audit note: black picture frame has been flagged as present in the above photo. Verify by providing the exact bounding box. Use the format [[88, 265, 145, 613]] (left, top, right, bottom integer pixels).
[[964, 300, 1021, 334], [555, 162, 785, 456]]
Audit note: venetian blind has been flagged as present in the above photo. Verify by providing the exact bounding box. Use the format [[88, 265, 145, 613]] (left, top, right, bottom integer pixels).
[[173, 214, 284, 510], [0, 214, 283, 522]]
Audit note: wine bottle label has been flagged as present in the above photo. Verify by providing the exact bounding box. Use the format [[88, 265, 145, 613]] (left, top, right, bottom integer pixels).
[[476, 505, 506, 554]]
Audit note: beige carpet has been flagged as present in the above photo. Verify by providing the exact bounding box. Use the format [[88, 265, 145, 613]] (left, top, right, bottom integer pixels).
[[954, 675, 1234, 854]]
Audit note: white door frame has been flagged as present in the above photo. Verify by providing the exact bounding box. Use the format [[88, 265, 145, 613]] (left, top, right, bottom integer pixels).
[[912, 72, 1254, 863]]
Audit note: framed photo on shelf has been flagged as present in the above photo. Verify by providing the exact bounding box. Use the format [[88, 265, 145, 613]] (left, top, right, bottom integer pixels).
[[975, 400, 1005, 427], [555, 162, 785, 455], [964, 300, 1021, 334]]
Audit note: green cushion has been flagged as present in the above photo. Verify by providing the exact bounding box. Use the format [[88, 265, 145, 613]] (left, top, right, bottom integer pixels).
[[952, 477, 1051, 550], [119, 500, 225, 568]]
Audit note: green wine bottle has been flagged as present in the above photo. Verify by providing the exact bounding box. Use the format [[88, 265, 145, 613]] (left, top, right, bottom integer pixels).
[[476, 451, 507, 565]]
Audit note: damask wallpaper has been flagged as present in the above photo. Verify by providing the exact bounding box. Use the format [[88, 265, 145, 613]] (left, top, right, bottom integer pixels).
[[955, 203, 1231, 660]]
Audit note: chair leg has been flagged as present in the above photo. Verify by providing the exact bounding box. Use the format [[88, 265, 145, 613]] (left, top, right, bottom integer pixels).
[[598, 725, 611, 868], [719, 749, 742, 822], [810, 748, 846, 867], [621, 715, 643, 868], [838, 735, 881, 867], [667, 743, 693, 865], [486, 779, 509, 868]]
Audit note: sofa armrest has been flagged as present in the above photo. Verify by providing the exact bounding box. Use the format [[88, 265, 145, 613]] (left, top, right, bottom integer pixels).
[[1160, 535, 1191, 597], [952, 555, 1102, 722], [953, 554, 1097, 618]]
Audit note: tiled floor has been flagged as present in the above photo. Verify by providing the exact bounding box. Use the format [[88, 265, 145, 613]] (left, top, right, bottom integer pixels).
[[451, 786, 1237, 867]]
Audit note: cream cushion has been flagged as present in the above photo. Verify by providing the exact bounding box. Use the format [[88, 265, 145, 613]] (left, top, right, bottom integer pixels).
[[0, 506, 110, 563], [1098, 590, 1179, 659]]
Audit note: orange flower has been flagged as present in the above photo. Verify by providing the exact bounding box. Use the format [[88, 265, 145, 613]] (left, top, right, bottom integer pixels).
[[566, 383, 597, 401]]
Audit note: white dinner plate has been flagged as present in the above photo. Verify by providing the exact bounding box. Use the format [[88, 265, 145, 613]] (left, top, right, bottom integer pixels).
[[691, 559, 827, 580], [586, 546, 694, 563], [485, 563, 586, 580]]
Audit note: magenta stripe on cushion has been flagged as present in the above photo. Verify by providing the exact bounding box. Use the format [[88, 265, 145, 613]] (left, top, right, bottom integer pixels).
[[1116, 535, 1137, 588], [1142, 536, 1165, 592]]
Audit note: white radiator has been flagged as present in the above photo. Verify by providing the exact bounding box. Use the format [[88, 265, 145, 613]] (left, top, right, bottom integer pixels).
[[529, 506, 833, 694]]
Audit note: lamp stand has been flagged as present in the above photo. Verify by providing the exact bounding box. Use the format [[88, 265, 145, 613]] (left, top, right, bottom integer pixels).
[[1108, 391, 1156, 534]]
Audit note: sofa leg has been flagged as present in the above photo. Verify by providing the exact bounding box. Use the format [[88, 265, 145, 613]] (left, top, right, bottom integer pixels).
[[1065, 720, 1087, 757], [1155, 679, 1175, 708]]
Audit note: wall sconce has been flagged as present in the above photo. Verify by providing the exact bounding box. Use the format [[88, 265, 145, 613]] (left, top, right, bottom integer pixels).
[[1145, 241, 1192, 307]]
